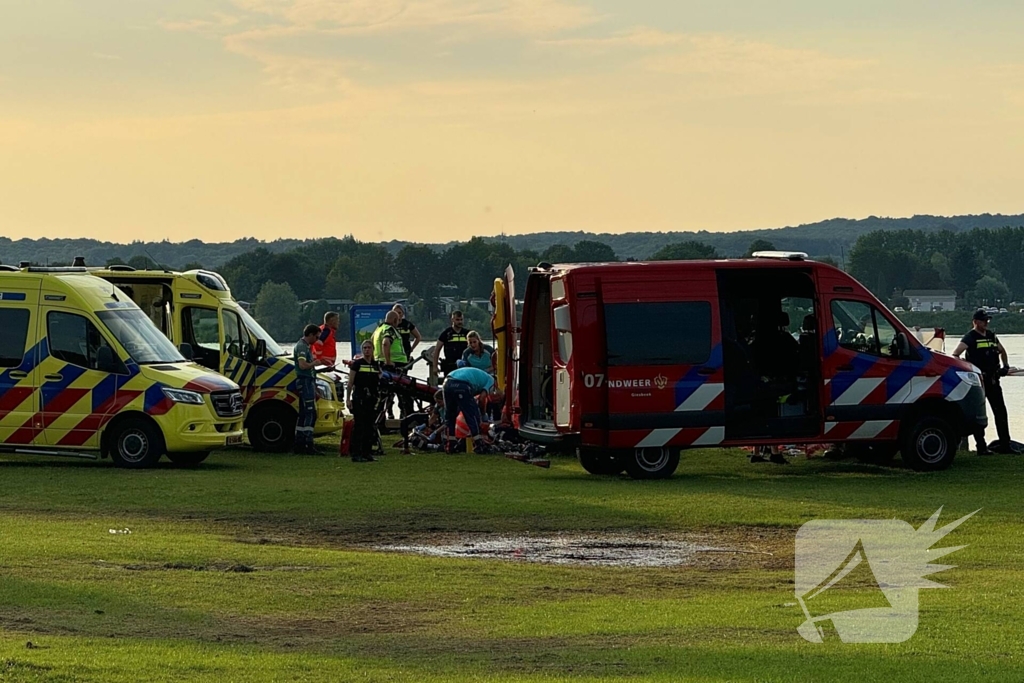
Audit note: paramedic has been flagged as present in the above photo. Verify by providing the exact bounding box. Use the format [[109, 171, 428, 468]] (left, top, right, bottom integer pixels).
[[292, 324, 320, 454], [952, 309, 1011, 455], [442, 366, 502, 452], [461, 330, 495, 372], [312, 311, 339, 367]]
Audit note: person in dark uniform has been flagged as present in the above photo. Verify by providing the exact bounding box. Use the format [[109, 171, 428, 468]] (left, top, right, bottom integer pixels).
[[431, 310, 469, 378], [346, 340, 380, 462], [292, 324, 320, 454], [393, 304, 421, 359], [952, 308, 1011, 455], [392, 304, 421, 418]]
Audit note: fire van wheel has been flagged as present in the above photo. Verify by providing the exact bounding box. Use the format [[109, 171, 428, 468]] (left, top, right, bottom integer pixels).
[[576, 447, 624, 476], [108, 417, 165, 469], [624, 447, 680, 480], [165, 452, 210, 467], [247, 403, 297, 453], [900, 416, 956, 471]]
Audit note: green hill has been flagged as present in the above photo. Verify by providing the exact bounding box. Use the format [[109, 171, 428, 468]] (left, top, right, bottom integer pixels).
[[3, 213, 1022, 268]]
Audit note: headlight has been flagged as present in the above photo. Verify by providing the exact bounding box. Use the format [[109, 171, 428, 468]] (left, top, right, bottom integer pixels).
[[315, 378, 333, 400], [956, 371, 982, 387], [161, 387, 206, 405]]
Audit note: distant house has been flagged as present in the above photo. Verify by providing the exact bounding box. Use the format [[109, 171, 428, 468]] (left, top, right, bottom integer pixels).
[[903, 290, 957, 312]]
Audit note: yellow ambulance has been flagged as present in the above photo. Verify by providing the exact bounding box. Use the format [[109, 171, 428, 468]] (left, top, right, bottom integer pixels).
[[89, 266, 344, 451], [0, 266, 245, 468]]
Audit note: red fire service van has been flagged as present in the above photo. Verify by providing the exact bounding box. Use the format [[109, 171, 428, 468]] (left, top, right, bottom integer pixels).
[[496, 253, 987, 479]]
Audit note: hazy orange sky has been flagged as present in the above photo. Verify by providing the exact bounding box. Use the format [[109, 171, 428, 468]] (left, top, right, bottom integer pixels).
[[2, 1, 1023, 243]]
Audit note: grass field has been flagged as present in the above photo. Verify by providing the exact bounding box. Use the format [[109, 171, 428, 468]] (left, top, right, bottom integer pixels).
[[0, 441, 1021, 682]]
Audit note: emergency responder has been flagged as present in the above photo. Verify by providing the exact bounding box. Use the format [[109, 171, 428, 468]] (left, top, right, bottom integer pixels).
[[952, 308, 1012, 455], [346, 340, 380, 462], [392, 304, 421, 418], [442, 365, 503, 453], [292, 324, 320, 454], [312, 311, 339, 367], [393, 304, 421, 359], [431, 310, 469, 378], [372, 310, 407, 370]]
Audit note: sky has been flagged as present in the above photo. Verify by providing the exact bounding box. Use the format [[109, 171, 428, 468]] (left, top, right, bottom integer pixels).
[[2, 1, 1024, 244]]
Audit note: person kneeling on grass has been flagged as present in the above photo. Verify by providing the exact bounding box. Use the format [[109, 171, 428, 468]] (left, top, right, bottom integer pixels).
[[442, 366, 503, 454], [346, 340, 381, 463]]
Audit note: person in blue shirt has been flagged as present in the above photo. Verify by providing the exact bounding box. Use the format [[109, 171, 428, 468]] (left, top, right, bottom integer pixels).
[[442, 366, 502, 452], [461, 330, 495, 372]]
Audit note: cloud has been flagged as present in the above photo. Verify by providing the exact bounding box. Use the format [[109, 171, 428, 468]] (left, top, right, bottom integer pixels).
[[537, 27, 686, 51], [229, 0, 601, 35], [643, 35, 871, 78], [159, 12, 241, 33]]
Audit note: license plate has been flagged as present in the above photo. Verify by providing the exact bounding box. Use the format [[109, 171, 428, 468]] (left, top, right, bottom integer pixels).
[[226, 435, 244, 446]]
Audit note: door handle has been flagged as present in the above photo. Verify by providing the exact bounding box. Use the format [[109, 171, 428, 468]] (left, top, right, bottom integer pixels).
[[44, 374, 63, 382], [697, 367, 715, 376], [836, 364, 854, 372], [8, 371, 28, 380]]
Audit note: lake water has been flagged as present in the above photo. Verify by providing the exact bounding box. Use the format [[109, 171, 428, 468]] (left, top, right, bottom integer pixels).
[[302, 334, 1024, 443]]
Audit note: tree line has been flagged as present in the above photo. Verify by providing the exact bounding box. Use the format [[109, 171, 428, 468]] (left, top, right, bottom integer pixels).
[[847, 227, 1024, 308]]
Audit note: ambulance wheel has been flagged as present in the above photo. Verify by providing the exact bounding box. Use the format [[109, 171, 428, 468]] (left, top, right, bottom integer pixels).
[[577, 447, 624, 475], [625, 446, 680, 480], [247, 403, 297, 453], [166, 452, 210, 467], [108, 417, 165, 469], [900, 416, 956, 471]]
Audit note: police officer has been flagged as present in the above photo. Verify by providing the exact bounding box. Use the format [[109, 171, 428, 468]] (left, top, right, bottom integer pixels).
[[431, 310, 469, 378], [392, 304, 421, 359], [392, 304, 421, 418], [372, 310, 408, 370], [346, 340, 380, 463], [292, 324, 320, 454], [952, 308, 1011, 455]]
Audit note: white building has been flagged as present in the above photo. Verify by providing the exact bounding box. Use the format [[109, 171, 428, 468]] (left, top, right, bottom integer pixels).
[[903, 290, 957, 312]]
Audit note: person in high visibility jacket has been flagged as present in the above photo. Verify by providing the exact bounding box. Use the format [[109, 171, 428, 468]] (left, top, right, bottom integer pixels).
[[346, 340, 380, 462], [372, 310, 408, 370], [312, 311, 339, 367]]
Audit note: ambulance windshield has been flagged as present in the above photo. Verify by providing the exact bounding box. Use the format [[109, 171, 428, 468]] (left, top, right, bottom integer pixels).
[[98, 309, 185, 364], [237, 306, 286, 357]]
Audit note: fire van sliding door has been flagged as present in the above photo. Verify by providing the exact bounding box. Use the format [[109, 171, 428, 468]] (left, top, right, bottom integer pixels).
[[599, 278, 724, 450]]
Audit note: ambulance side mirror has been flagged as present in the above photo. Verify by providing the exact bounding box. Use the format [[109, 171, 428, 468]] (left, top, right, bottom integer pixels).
[[178, 343, 194, 361], [252, 339, 267, 364], [96, 346, 122, 374]]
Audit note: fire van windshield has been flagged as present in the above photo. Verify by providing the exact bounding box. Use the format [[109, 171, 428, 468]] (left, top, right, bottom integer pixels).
[[97, 309, 185, 365]]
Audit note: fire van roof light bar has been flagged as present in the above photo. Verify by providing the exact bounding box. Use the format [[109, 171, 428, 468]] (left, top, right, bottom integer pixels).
[[751, 251, 808, 261]]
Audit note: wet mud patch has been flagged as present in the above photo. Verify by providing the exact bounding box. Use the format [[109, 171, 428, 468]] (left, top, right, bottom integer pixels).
[[375, 533, 772, 568]]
